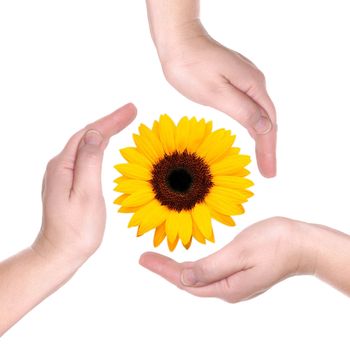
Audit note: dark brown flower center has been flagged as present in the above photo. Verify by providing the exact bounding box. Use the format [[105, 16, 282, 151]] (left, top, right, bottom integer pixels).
[[151, 151, 213, 211], [167, 168, 193, 193]]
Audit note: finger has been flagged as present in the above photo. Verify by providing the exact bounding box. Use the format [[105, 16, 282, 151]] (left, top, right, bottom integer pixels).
[[71, 130, 104, 198], [45, 103, 137, 198], [209, 84, 277, 178], [246, 87, 277, 178], [139, 252, 215, 297], [180, 267, 268, 302], [85, 102, 137, 145], [140, 238, 247, 287], [216, 267, 269, 303], [255, 127, 277, 178], [139, 252, 257, 301], [179, 240, 248, 287], [71, 104, 137, 198], [139, 252, 184, 286], [209, 84, 272, 135], [60, 103, 137, 160]]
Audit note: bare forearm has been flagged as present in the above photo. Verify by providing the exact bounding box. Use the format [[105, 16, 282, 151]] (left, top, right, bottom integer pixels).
[[0, 243, 79, 335], [146, 0, 204, 58], [310, 225, 350, 296]]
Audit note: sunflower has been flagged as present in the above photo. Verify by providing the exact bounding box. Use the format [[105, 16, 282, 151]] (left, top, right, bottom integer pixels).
[[114, 114, 253, 251]]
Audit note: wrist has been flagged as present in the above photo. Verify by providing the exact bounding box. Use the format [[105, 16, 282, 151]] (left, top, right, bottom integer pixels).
[[154, 19, 208, 63], [290, 220, 320, 276], [307, 224, 350, 291], [31, 231, 88, 275]]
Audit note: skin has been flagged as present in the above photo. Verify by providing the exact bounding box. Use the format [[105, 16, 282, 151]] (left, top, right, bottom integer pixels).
[[1, 0, 348, 337], [146, 0, 277, 177], [140, 217, 350, 302], [1, 108, 349, 334], [0, 103, 137, 336]]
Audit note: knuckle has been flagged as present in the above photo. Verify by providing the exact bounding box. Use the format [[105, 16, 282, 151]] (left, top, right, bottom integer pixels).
[[221, 290, 241, 304], [251, 68, 266, 85], [78, 235, 102, 258], [45, 156, 64, 177], [267, 216, 295, 231], [46, 155, 74, 178], [162, 62, 178, 85], [264, 217, 300, 248], [46, 157, 59, 172], [223, 294, 240, 304]]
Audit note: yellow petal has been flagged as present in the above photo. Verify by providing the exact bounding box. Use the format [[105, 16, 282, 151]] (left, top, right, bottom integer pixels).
[[182, 237, 192, 249], [137, 226, 147, 236], [197, 129, 235, 164], [210, 207, 236, 226], [115, 179, 151, 194], [235, 168, 251, 177], [153, 222, 166, 247], [192, 221, 206, 244], [205, 191, 245, 216], [114, 193, 129, 204], [220, 147, 241, 157], [120, 147, 152, 169], [178, 211, 192, 246], [191, 203, 213, 241], [211, 186, 250, 203], [243, 189, 254, 198], [186, 118, 206, 152], [115, 163, 151, 180], [165, 211, 180, 244], [152, 120, 160, 138], [114, 176, 128, 184], [136, 206, 169, 237], [213, 175, 254, 189], [167, 235, 179, 252], [175, 117, 190, 153], [207, 228, 215, 243], [118, 206, 141, 213], [204, 120, 213, 136], [159, 114, 176, 154], [228, 147, 240, 155], [128, 199, 164, 227], [134, 124, 164, 163], [192, 219, 215, 243], [209, 146, 241, 165], [210, 155, 251, 176], [122, 189, 155, 207]]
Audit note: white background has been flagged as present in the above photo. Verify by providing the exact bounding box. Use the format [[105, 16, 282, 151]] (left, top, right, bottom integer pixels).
[[1, 0, 350, 348]]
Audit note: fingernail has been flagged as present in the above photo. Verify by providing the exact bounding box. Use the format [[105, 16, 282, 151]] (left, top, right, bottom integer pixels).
[[253, 116, 272, 134], [84, 130, 103, 145], [181, 269, 197, 286]]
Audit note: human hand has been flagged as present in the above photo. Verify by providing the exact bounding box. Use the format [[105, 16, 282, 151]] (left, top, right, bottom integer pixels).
[[140, 217, 317, 303], [32, 103, 137, 269], [158, 21, 277, 177]]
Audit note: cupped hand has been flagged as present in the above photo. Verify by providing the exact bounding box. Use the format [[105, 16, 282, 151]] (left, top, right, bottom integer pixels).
[[32, 103, 137, 268], [140, 217, 317, 303], [159, 22, 277, 177]]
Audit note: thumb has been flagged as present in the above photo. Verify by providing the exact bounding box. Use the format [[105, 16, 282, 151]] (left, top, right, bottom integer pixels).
[[72, 130, 104, 198], [180, 241, 245, 287], [210, 84, 272, 134]]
